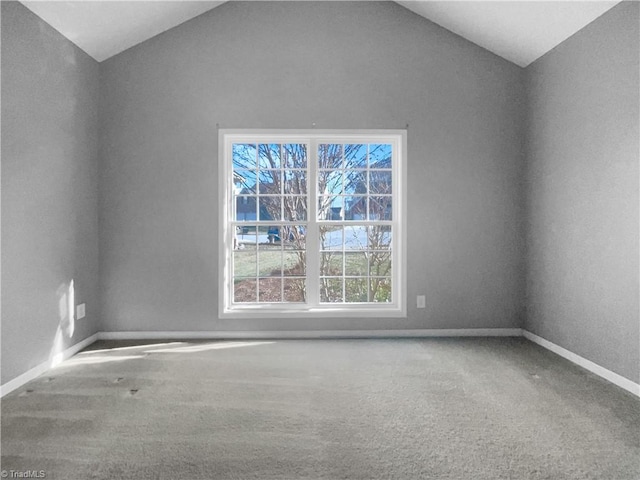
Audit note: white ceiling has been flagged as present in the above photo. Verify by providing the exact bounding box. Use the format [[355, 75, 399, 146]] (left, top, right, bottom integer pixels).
[[20, 1, 225, 62], [20, 0, 620, 66], [397, 1, 620, 66]]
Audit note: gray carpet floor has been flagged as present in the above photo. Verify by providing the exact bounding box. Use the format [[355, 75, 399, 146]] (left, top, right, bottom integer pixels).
[[1, 337, 639, 479]]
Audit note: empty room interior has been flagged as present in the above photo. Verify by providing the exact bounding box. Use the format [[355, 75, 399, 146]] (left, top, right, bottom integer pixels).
[[1, 0, 639, 478]]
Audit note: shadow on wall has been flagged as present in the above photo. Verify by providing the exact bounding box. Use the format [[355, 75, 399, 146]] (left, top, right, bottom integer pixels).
[[50, 279, 75, 367]]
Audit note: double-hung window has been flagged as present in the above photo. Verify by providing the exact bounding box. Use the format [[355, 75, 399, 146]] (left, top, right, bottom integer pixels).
[[219, 130, 406, 318]]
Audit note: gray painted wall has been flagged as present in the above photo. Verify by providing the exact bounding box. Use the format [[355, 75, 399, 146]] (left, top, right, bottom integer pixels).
[[525, 2, 640, 382], [1, 2, 100, 384], [98, 1, 526, 333], [2, 0, 636, 387]]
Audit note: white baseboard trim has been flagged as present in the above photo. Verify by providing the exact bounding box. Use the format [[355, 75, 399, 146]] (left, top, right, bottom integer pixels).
[[523, 330, 640, 398], [0, 329, 520, 396], [6, 329, 635, 400], [98, 328, 523, 340], [0, 333, 99, 398]]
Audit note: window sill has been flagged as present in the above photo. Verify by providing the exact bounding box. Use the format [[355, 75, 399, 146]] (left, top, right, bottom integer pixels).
[[220, 305, 407, 319]]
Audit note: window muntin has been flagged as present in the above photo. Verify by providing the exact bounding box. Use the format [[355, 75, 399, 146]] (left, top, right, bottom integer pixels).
[[221, 131, 405, 317]]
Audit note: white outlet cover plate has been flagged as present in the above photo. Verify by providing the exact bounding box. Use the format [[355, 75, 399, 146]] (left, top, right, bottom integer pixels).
[[77, 303, 86, 319]]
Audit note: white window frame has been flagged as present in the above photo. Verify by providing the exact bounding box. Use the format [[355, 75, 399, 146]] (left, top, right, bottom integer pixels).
[[219, 129, 407, 319]]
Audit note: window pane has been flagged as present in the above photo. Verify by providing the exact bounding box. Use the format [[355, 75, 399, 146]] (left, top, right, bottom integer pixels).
[[320, 278, 343, 303], [369, 144, 392, 169], [236, 225, 258, 248], [343, 170, 366, 195], [258, 170, 281, 194], [283, 196, 307, 221], [281, 225, 306, 249], [283, 278, 306, 302], [369, 251, 391, 277], [258, 245, 282, 277], [233, 144, 257, 169], [345, 278, 368, 303], [344, 144, 367, 169], [344, 252, 367, 276], [368, 225, 392, 250], [320, 226, 343, 250], [318, 196, 343, 220], [284, 170, 307, 194], [282, 144, 307, 169], [344, 196, 366, 220], [320, 252, 342, 276], [233, 169, 257, 194], [234, 278, 257, 303], [233, 251, 256, 277], [259, 278, 282, 302], [318, 170, 343, 195], [235, 196, 257, 222], [370, 278, 392, 303], [369, 171, 392, 194], [283, 251, 306, 276], [369, 196, 392, 220], [259, 144, 281, 169], [259, 197, 281, 221], [318, 144, 342, 169], [344, 225, 367, 250]]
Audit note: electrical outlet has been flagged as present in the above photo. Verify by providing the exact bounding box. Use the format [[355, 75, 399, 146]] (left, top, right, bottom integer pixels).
[[77, 303, 86, 320], [417, 295, 426, 308]]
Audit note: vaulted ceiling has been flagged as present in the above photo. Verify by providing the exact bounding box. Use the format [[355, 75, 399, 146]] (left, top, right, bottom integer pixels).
[[21, 1, 620, 66]]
